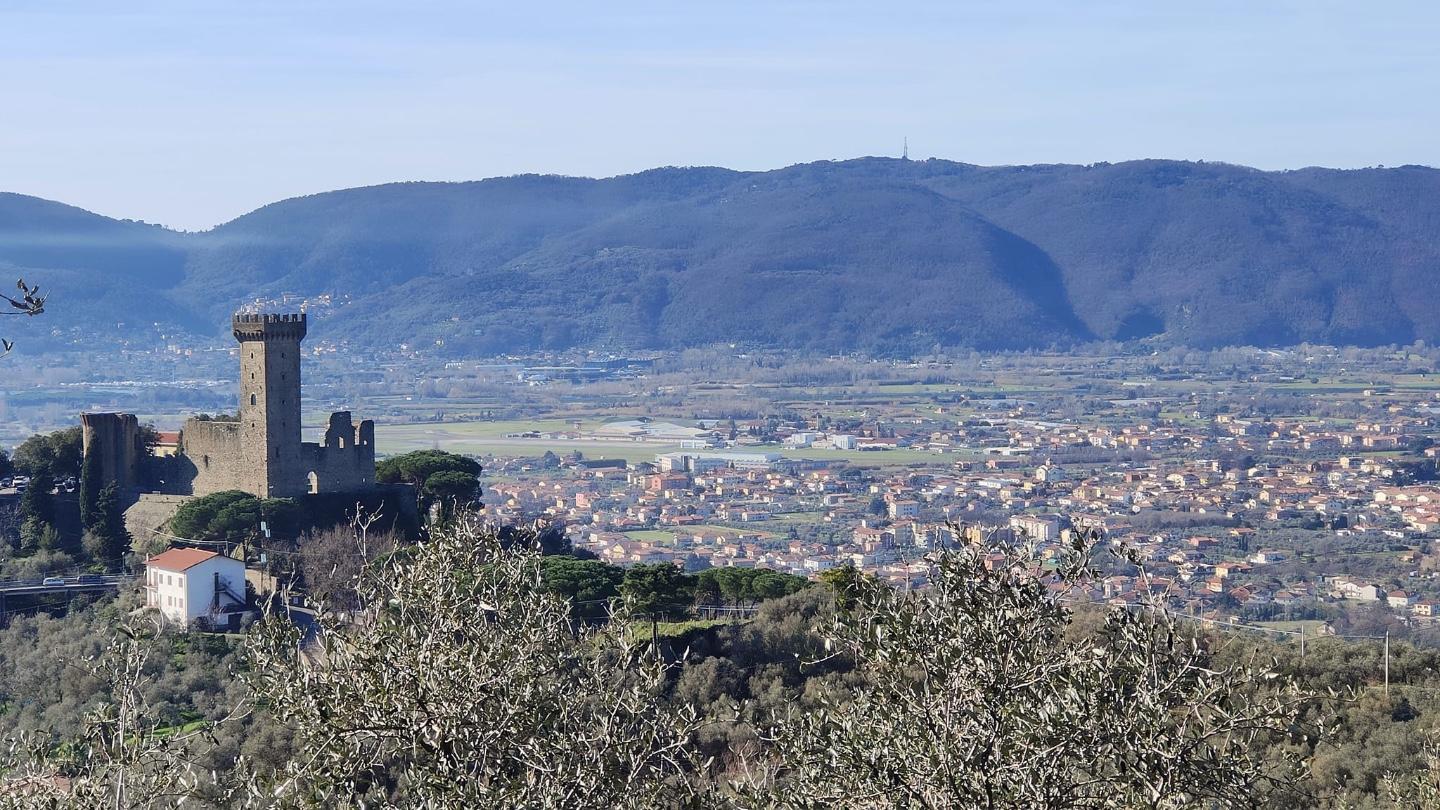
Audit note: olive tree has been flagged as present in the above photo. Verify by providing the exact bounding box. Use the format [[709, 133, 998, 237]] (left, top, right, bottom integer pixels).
[[242, 515, 713, 807], [740, 530, 1322, 809], [0, 619, 251, 809], [1384, 730, 1440, 808]]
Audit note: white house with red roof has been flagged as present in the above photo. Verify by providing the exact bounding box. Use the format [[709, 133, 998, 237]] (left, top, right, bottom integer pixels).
[[144, 547, 247, 625]]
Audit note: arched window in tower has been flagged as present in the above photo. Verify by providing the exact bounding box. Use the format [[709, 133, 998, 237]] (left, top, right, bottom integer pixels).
[[250, 393, 257, 406], [308, 471, 319, 494]]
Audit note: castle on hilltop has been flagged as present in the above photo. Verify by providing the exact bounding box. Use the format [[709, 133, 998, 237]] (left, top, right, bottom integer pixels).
[[83, 312, 376, 501]]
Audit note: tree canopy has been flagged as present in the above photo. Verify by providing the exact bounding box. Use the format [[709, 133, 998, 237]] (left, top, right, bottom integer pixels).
[[12, 426, 83, 479], [694, 566, 810, 605], [740, 537, 1317, 807], [240, 520, 708, 806], [540, 555, 624, 621], [0, 519, 1424, 807], [619, 562, 695, 619], [81, 481, 130, 569], [168, 490, 300, 545], [375, 450, 481, 486], [377, 450, 483, 515]]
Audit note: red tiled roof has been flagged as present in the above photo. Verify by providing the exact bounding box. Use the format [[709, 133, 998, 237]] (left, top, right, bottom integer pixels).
[[147, 547, 220, 572]]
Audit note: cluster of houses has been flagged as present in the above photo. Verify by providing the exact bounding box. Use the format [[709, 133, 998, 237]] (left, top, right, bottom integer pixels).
[[473, 395, 1440, 626], [132, 378, 1440, 628]]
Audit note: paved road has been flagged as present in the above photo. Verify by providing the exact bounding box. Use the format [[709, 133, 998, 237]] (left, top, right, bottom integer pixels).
[[0, 575, 133, 596]]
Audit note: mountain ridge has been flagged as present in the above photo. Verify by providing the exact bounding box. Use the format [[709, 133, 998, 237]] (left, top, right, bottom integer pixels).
[[4, 157, 1439, 355]]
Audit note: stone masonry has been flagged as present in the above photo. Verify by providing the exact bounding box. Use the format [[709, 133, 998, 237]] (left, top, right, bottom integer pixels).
[[173, 312, 375, 499]]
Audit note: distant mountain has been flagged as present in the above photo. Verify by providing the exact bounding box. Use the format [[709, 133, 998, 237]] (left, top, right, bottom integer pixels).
[[0, 194, 203, 341], [4, 158, 1440, 355]]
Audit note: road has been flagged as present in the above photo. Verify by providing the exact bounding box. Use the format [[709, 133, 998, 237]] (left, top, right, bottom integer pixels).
[[0, 575, 133, 596]]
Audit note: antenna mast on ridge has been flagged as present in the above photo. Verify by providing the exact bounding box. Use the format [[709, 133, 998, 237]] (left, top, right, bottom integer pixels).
[[903, 137, 909, 161]]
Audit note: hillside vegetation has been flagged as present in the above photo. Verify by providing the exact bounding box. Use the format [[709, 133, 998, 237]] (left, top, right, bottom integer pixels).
[[4, 158, 1440, 354]]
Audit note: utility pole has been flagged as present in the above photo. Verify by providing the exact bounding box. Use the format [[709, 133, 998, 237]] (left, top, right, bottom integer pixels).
[[1384, 630, 1391, 696], [1299, 624, 1305, 660]]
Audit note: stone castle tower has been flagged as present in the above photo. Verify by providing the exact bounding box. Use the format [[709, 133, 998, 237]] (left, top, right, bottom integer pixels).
[[89, 310, 378, 502], [233, 313, 307, 498]]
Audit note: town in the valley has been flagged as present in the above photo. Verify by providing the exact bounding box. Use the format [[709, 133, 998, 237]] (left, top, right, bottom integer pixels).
[[9, 308, 1440, 641], [482, 380, 1440, 639]]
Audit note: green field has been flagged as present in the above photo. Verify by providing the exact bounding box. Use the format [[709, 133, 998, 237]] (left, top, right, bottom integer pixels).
[[373, 419, 673, 462], [625, 530, 679, 543], [630, 618, 740, 642], [1252, 620, 1328, 636], [763, 511, 828, 526], [373, 419, 965, 467]]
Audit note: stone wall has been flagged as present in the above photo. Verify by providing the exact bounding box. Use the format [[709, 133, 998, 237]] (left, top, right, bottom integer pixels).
[[80, 412, 140, 494], [301, 411, 376, 494], [179, 418, 244, 496], [92, 313, 378, 504], [124, 493, 190, 553], [177, 411, 378, 500]]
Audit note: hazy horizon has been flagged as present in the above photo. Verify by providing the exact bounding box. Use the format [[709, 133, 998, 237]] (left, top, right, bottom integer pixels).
[[4, 1, 1438, 230]]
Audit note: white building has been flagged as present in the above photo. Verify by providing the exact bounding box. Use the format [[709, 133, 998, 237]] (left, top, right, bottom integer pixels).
[[655, 451, 782, 473], [1010, 514, 1063, 543], [888, 500, 920, 519], [785, 432, 819, 448], [145, 547, 248, 626]]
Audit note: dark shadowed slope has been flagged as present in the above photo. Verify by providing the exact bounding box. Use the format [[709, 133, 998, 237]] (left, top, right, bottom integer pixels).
[[338, 174, 1091, 355], [918, 159, 1440, 346]]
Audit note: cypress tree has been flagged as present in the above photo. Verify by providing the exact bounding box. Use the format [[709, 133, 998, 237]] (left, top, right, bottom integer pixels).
[[82, 481, 131, 568], [79, 441, 102, 531]]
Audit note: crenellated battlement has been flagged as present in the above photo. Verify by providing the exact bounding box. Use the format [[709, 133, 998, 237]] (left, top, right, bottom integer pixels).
[[232, 312, 307, 342], [154, 312, 377, 499]]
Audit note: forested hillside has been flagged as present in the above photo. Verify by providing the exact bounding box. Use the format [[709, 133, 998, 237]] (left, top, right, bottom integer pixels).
[[6, 523, 1440, 807], [4, 158, 1440, 354]]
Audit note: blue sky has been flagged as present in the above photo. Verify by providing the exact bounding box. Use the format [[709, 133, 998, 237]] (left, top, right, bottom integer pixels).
[[1, 1, 1436, 230]]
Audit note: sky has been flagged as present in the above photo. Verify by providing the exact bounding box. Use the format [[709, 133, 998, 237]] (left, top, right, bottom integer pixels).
[[1, 0, 1437, 231]]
